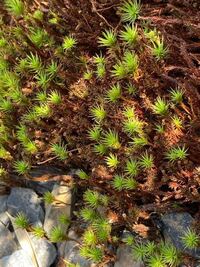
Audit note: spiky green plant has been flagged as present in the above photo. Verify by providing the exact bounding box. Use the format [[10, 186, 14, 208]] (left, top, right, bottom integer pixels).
[[92, 218, 111, 242], [32, 226, 45, 238], [77, 169, 90, 180], [170, 88, 184, 104], [80, 246, 103, 263], [83, 71, 93, 81], [83, 190, 100, 208], [96, 64, 106, 79], [62, 36, 77, 51], [132, 242, 149, 261], [155, 124, 165, 134], [16, 125, 30, 144], [181, 228, 199, 249], [106, 83, 121, 103], [160, 242, 180, 266], [102, 129, 120, 149], [112, 174, 124, 191], [4, 0, 24, 17], [33, 10, 44, 21], [112, 61, 127, 79], [120, 24, 138, 45], [139, 151, 153, 169], [35, 91, 48, 102], [147, 254, 166, 267], [119, 0, 140, 22], [29, 28, 49, 48], [93, 144, 107, 155], [43, 191, 55, 204], [123, 177, 137, 190], [151, 37, 167, 60], [123, 235, 135, 246], [105, 153, 119, 168], [123, 50, 139, 74], [13, 160, 30, 175], [48, 90, 62, 105], [98, 29, 117, 48], [166, 145, 188, 162], [49, 226, 66, 242], [51, 143, 68, 160], [24, 141, 38, 154], [152, 97, 169, 116], [91, 105, 106, 123], [171, 115, 182, 129], [93, 53, 106, 65], [80, 208, 98, 222], [125, 159, 139, 177], [59, 214, 70, 225], [123, 106, 135, 118], [46, 61, 58, 77], [26, 53, 43, 73], [126, 82, 137, 95], [131, 136, 148, 147], [14, 212, 29, 229], [34, 104, 51, 118], [0, 98, 13, 113], [123, 118, 143, 135], [35, 72, 50, 89], [82, 229, 97, 246], [88, 126, 101, 141]]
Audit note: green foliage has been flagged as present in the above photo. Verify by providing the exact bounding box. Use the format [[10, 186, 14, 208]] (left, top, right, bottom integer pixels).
[[26, 53, 43, 73], [123, 235, 135, 246], [62, 36, 77, 51], [49, 226, 66, 242], [147, 254, 166, 267], [0, 98, 13, 113], [48, 90, 62, 105], [80, 246, 103, 262], [23, 140, 38, 154], [123, 106, 135, 118], [171, 115, 182, 129], [106, 83, 121, 103], [14, 212, 29, 229], [43, 191, 55, 204], [98, 29, 117, 48], [88, 126, 101, 141], [59, 214, 70, 225], [77, 169, 90, 180], [83, 71, 93, 80], [93, 53, 106, 65], [102, 129, 120, 149], [13, 160, 30, 175], [83, 190, 100, 208], [152, 97, 169, 116], [91, 104, 106, 123], [155, 124, 165, 134], [170, 88, 184, 104], [32, 226, 45, 238], [4, 0, 24, 17], [131, 136, 148, 147], [93, 144, 107, 155], [123, 177, 137, 190], [139, 151, 153, 169], [151, 37, 168, 60], [119, 0, 140, 22], [132, 241, 156, 262], [34, 104, 51, 118], [82, 229, 97, 246], [29, 28, 49, 48], [96, 64, 106, 79], [120, 24, 138, 45], [46, 61, 58, 77], [80, 208, 98, 222], [105, 153, 119, 168], [112, 61, 127, 79], [33, 10, 44, 21], [35, 72, 50, 89], [160, 242, 180, 266], [125, 158, 139, 177], [112, 174, 124, 191], [126, 82, 137, 95], [181, 228, 199, 249], [35, 91, 48, 102], [123, 117, 143, 135], [166, 145, 188, 162], [51, 143, 68, 160], [92, 218, 111, 242], [123, 50, 139, 74]]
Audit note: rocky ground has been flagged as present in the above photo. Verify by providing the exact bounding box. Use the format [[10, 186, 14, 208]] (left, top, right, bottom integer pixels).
[[0, 167, 200, 267]]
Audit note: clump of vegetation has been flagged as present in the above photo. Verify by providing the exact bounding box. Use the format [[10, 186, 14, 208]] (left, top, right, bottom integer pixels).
[[0, 0, 197, 265]]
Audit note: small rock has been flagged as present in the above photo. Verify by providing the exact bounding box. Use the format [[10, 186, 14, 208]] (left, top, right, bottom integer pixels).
[[0, 222, 18, 258], [44, 183, 72, 236], [114, 244, 144, 267], [161, 212, 200, 258], [58, 230, 92, 267], [0, 249, 35, 267], [29, 234, 57, 267], [7, 187, 44, 225], [0, 195, 9, 225]]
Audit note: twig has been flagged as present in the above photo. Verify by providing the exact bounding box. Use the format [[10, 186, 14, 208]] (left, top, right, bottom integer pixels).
[[37, 156, 57, 165], [90, 0, 113, 28]]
